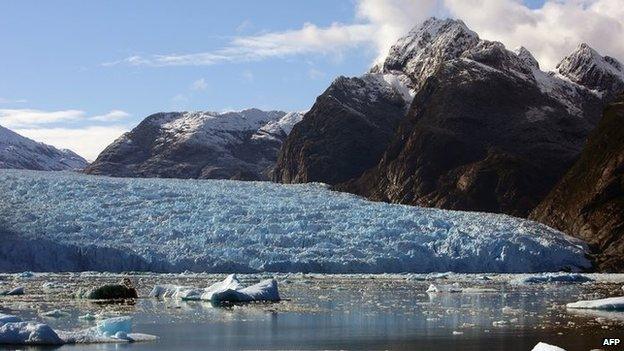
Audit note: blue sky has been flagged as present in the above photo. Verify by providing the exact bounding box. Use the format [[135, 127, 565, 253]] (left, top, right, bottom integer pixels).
[[2, 0, 623, 160]]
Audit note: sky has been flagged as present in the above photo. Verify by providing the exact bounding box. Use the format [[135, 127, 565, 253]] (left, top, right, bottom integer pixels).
[[1, 0, 623, 160]]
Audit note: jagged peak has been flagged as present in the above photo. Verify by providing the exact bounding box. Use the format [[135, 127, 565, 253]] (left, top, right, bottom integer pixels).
[[557, 43, 624, 94], [515, 46, 540, 69], [373, 17, 480, 87]]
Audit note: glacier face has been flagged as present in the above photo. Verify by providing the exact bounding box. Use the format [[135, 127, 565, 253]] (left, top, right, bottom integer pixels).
[[0, 170, 590, 273]]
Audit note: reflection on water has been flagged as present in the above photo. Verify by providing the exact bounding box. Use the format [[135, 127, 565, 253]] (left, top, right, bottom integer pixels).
[[0, 273, 622, 350]]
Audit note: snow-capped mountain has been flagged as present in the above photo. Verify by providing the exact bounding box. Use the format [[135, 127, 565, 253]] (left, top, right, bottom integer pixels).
[[0, 124, 87, 171], [275, 17, 624, 218], [85, 109, 304, 180]]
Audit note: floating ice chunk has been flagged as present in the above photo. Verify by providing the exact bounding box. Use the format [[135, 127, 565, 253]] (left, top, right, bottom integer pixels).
[[0, 321, 63, 345], [0, 314, 22, 325], [531, 342, 566, 351], [78, 314, 97, 321], [40, 310, 70, 318], [17, 272, 34, 279], [75, 279, 138, 300], [566, 296, 624, 310], [150, 275, 280, 303], [426, 283, 462, 293], [97, 317, 131, 337], [1, 287, 24, 296], [511, 273, 593, 285]]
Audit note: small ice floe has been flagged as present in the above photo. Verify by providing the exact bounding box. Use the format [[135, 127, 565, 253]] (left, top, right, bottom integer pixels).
[[511, 273, 593, 285], [42, 282, 64, 293], [452, 331, 463, 335], [0, 314, 156, 345], [150, 274, 280, 303], [16, 272, 34, 279], [531, 342, 566, 351], [0, 287, 24, 296], [566, 296, 624, 310], [75, 278, 138, 300], [40, 310, 70, 318], [426, 283, 462, 293], [78, 314, 97, 321]]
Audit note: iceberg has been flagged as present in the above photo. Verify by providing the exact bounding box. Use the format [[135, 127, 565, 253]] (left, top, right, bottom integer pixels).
[[0, 170, 591, 273], [0, 314, 156, 345], [150, 274, 280, 303], [510, 273, 594, 285], [566, 296, 624, 310], [531, 342, 566, 351]]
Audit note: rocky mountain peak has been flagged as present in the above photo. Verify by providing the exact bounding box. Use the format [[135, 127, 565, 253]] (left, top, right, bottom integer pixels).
[[515, 46, 540, 69], [372, 17, 480, 88], [557, 43, 624, 96]]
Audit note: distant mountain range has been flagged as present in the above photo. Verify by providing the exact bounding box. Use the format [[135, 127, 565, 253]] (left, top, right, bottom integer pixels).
[[84, 109, 303, 180], [0, 124, 87, 171], [2, 17, 623, 271]]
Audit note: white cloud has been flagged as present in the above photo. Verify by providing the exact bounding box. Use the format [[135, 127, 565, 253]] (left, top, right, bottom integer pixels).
[[0, 109, 85, 128], [308, 68, 326, 80], [0, 108, 131, 128], [443, 0, 624, 69], [190, 78, 208, 91], [15, 125, 128, 161], [0, 97, 27, 104], [103, 1, 624, 71], [90, 109, 131, 122]]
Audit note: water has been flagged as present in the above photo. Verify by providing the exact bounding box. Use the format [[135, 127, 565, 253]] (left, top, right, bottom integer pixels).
[[0, 273, 623, 350]]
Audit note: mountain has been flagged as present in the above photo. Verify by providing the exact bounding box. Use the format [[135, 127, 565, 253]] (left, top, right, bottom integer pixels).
[[273, 74, 412, 184], [530, 94, 624, 271], [0, 124, 87, 171], [85, 109, 303, 180], [275, 18, 623, 218]]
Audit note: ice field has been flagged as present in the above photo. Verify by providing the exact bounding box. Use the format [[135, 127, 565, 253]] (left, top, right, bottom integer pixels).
[[0, 170, 590, 273]]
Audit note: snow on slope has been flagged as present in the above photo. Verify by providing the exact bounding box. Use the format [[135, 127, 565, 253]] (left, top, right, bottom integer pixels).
[[0, 125, 87, 171], [0, 170, 590, 273]]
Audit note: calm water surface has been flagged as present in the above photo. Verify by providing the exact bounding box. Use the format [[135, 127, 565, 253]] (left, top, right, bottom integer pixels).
[[0, 273, 622, 351]]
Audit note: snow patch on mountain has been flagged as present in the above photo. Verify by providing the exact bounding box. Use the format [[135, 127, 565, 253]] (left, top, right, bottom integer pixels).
[[0, 125, 87, 171], [0, 170, 591, 273]]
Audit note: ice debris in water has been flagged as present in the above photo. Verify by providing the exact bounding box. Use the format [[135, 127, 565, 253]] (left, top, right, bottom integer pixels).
[[150, 274, 280, 303], [16, 272, 34, 279], [0, 314, 156, 345], [0, 314, 63, 345], [40, 310, 70, 318], [531, 342, 566, 351], [426, 283, 462, 293], [566, 296, 624, 310], [97, 317, 131, 337], [510, 273, 594, 285], [0, 170, 591, 273]]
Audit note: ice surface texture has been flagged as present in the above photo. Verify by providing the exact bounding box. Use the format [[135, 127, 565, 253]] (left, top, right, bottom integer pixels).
[[566, 296, 624, 310], [0, 170, 590, 273], [150, 274, 280, 303], [531, 342, 566, 351]]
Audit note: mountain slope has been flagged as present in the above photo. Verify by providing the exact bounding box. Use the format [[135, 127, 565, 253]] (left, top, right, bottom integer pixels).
[[85, 109, 303, 180], [0, 124, 87, 171], [530, 94, 624, 271], [276, 17, 623, 219]]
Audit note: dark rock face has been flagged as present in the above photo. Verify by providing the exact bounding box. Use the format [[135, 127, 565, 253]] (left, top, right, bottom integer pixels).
[[344, 56, 599, 217], [273, 75, 409, 184], [530, 95, 624, 271], [85, 109, 303, 180]]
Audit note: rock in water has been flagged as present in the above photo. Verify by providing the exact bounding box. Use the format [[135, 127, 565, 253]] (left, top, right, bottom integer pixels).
[[76, 278, 138, 300], [530, 94, 624, 271]]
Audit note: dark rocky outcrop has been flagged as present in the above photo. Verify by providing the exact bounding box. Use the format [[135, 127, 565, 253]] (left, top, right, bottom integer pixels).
[[530, 95, 624, 271], [85, 109, 303, 180], [273, 75, 410, 184]]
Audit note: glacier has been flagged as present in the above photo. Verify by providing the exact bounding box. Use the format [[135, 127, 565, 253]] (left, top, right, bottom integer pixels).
[[0, 169, 590, 273]]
